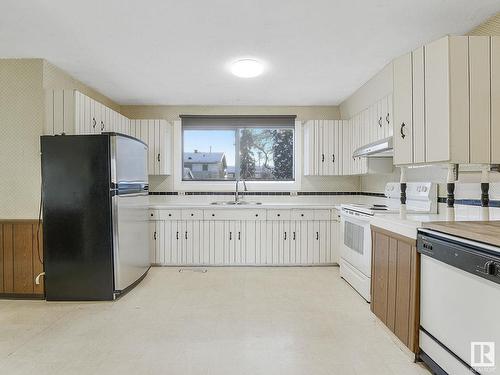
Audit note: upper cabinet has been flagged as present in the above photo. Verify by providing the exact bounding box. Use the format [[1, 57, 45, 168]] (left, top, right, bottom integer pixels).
[[45, 90, 172, 176], [393, 35, 499, 166], [303, 120, 344, 176], [130, 120, 172, 176]]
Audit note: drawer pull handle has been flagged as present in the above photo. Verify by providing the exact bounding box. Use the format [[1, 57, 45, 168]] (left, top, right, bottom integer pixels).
[[301, 214, 304, 217], [284, 232, 287, 240], [386, 113, 390, 124], [316, 232, 319, 240], [92, 117, 96, 128], [293, 232, 296, 240], [100, 121, 104, 131], [332, 154, 335, 163], [212, 214, 215, 217], [277, 214, 280, 217], [321, 154, 325, 162], [185, 231, 188, 240], [378, 117, 382, 127], [176, 231, 179, 240], [157, 153, 160, 162], [191, 213, 194, 217], [229, 232, 232, 240], [153, 231, 157, 240], [255, 214, 258, 217], [150, 213, 154, 217], [238, 232, 241, 240], [168, 214, 172, 217]]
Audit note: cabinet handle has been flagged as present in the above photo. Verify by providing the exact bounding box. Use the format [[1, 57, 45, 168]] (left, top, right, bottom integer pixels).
[[229, 232, 232, 240], [92, 117, 96, 128], [400, 122, 406, 139], [321, 153, 325, 162], [332, 154, 335, 163], [378, 117, 382, 127], [386, 113, 390, 124], [157, 153, 160, 162], [316, 232, 319, 240], [284, 232, 287, 240], [293, 232, 296, 240], [100, 120, 104, 131], [238, 232, 241, 240], [176, 231, 179, 240], [153, 231, 157, 240]]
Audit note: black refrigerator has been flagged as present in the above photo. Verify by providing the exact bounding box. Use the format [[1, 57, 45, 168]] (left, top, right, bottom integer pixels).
[[41, 133, 150, 301]]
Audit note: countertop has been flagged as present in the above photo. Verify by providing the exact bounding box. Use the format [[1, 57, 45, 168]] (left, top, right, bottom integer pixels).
[[370, 206, 499, 240], [149, 202, 340, 210], [422, 221, 500, 247]]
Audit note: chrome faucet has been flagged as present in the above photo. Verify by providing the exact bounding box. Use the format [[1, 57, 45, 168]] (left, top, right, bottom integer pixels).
[[235, 178, 248, 204]]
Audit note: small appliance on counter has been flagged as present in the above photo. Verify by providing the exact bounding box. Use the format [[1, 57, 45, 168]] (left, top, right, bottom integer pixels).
[[41, 133, 150, 301], [418, 222, 500, 375], [339, 182, 436, 301]]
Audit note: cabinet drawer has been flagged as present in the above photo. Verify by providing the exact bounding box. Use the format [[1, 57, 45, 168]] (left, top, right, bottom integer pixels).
[[203, 209, 266, 221], [181, 209, 203, 220], [314, 210, 331, 220], [291, 209, 314, 220], [158, 210, 181, 220], [267, 209, 291, 220], [148, 209, 159, 220]]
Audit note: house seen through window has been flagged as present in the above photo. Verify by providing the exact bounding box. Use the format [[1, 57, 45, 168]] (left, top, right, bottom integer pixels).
[[182, 116, 295, 181]]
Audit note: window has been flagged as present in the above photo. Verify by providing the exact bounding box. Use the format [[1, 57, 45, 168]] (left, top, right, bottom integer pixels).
[[181, 116, 295, 182]]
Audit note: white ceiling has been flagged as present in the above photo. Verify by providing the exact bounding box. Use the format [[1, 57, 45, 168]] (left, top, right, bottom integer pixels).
[[1, 1, 499, 106]]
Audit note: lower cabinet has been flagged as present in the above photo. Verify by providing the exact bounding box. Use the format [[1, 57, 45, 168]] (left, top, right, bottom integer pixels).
[[370, 225, 419, 353], [149, 209, 340, 266], [0, 220, 44, 298]]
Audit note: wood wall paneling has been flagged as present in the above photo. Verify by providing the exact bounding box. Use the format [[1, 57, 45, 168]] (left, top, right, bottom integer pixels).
[[0, 221, 44, 298]]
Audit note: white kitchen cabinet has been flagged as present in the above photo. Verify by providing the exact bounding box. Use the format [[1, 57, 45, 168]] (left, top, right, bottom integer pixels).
[[412, 46, 426, 164], [492, 37, 500, 163], [45, 90, 131, 137], [393, 52, 414, 165], [469, 36, 491, 164], [130, 119, 172, 176], [150, 208, 339, 266], [303, 120, 343, 176], [424, 36, 469, 164]]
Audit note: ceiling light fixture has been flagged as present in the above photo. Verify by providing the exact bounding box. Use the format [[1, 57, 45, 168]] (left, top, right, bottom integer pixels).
[[230, 59, 264, 78]]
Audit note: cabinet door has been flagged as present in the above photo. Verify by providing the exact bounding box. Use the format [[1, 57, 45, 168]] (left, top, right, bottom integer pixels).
[[322, 121, 331, 175], [149, 221, 158, 264], [371, 231, 390, 322], [469, 36, 491, 164], [377, 98, 386, 140], [492, 37, 500, 163], [412, 47, 426, 164], [281, 221, 291, 264], [332, 121, 340, 175], [386, 94, 394, 137], [393, 52, 414, 165], [159, 120, 171, 175], [329, 219, 340, 264], [303, 121, 314, 176]]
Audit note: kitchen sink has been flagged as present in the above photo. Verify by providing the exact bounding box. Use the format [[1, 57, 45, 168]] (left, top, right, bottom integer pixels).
[[210, 201, 262, 206]]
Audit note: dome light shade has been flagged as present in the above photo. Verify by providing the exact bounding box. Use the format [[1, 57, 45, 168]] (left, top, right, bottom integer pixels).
[[230, 59, 264, 78]]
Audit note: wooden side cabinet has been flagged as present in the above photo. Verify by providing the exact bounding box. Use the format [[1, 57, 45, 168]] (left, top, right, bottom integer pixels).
[[0, 220, 44, 298], [370, 225, 419, 353]]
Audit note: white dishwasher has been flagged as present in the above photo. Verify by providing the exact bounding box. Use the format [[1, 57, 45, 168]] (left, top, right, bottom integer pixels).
[[418, 228, 500, 375]]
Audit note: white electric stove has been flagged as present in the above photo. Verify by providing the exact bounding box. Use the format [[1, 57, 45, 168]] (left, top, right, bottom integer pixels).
[[339, 182, 436, 301]]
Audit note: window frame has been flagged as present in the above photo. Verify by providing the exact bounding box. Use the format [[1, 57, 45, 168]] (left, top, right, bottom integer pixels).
[[173, 117, 302, 192]]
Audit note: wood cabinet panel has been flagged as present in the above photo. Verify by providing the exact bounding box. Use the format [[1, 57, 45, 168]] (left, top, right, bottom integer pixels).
[[3, 224, 14, 293], [386, 238, 398, 331], [371, 232, 389, 323], [370, 225, 419, 353], [394, 240, 412, 346]]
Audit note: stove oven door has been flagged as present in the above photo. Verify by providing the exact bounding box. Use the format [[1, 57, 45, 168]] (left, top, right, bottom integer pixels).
[[340, 212, 372, 277]]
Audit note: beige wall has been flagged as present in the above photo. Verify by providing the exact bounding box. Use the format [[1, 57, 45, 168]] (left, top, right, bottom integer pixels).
[[0, 59, 121, 219], [120, 105, 340, 121], [43, 61, 120, 111], [338, 63, 393, 120], [0, 59, 45, 219], [468, 12, 500, 36]]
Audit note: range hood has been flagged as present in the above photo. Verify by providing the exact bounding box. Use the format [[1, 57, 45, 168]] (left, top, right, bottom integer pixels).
[[353, 137, 393, 158]]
